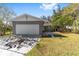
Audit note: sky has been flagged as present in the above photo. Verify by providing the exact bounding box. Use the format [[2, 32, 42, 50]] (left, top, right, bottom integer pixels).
[[4, 3, 70, 17]]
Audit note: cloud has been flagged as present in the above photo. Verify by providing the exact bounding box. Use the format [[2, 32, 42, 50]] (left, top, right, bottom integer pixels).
[[40, 3, 58, 10]]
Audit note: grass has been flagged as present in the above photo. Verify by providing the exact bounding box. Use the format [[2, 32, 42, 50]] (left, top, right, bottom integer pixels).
[[26, 32, 79, 56], [5, 31, 11, 35]]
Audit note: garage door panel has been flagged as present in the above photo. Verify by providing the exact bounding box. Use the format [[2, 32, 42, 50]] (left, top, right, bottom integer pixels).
[[16, 24, 39, 34]]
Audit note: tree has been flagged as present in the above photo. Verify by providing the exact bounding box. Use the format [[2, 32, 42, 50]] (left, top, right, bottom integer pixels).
[[51, 4, 74, 32], [41, 16, 47, 20], [51, 5, 63, 31], [0, 4, 16, 35], [41, 15, 51, 22], [47, 16, 51, 21], [72, 16, 79, 33], [71, 6, 79, 33], [0, 19, 5, 35]]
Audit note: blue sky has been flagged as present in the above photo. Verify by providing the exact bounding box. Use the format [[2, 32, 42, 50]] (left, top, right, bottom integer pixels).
[[5, 3, 70, 17]]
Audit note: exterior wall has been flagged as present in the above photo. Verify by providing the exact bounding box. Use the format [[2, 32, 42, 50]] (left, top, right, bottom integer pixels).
[[12, 21, 44, 37], [43, 26, 52, 32]]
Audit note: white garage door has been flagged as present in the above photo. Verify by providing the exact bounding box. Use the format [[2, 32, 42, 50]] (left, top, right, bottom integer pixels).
[[16, 24, 39, 35]]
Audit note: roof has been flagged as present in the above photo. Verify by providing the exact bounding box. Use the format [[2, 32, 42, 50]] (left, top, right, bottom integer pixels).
[[12, 14, 48, 22], [12, 14, 51, 26]]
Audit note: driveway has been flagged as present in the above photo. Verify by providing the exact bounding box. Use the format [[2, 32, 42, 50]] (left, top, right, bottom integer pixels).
[[0, 48, 23, 56], [0, 36, 39, 56]]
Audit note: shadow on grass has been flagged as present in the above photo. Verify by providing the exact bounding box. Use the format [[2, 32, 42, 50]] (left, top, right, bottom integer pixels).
[[42, 33, 67, 38], [53, 33, 67, 37]]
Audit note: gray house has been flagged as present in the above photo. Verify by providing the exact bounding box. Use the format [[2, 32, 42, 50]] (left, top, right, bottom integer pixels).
[[12, 14, 51, 37]]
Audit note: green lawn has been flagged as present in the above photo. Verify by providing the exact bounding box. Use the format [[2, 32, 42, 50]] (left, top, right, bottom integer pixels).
[[26, 32, 79, 56]]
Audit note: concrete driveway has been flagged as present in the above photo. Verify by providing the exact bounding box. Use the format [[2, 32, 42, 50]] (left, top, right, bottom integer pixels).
[[0, 48, 23, 56], [0, 36, 39, 56]]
